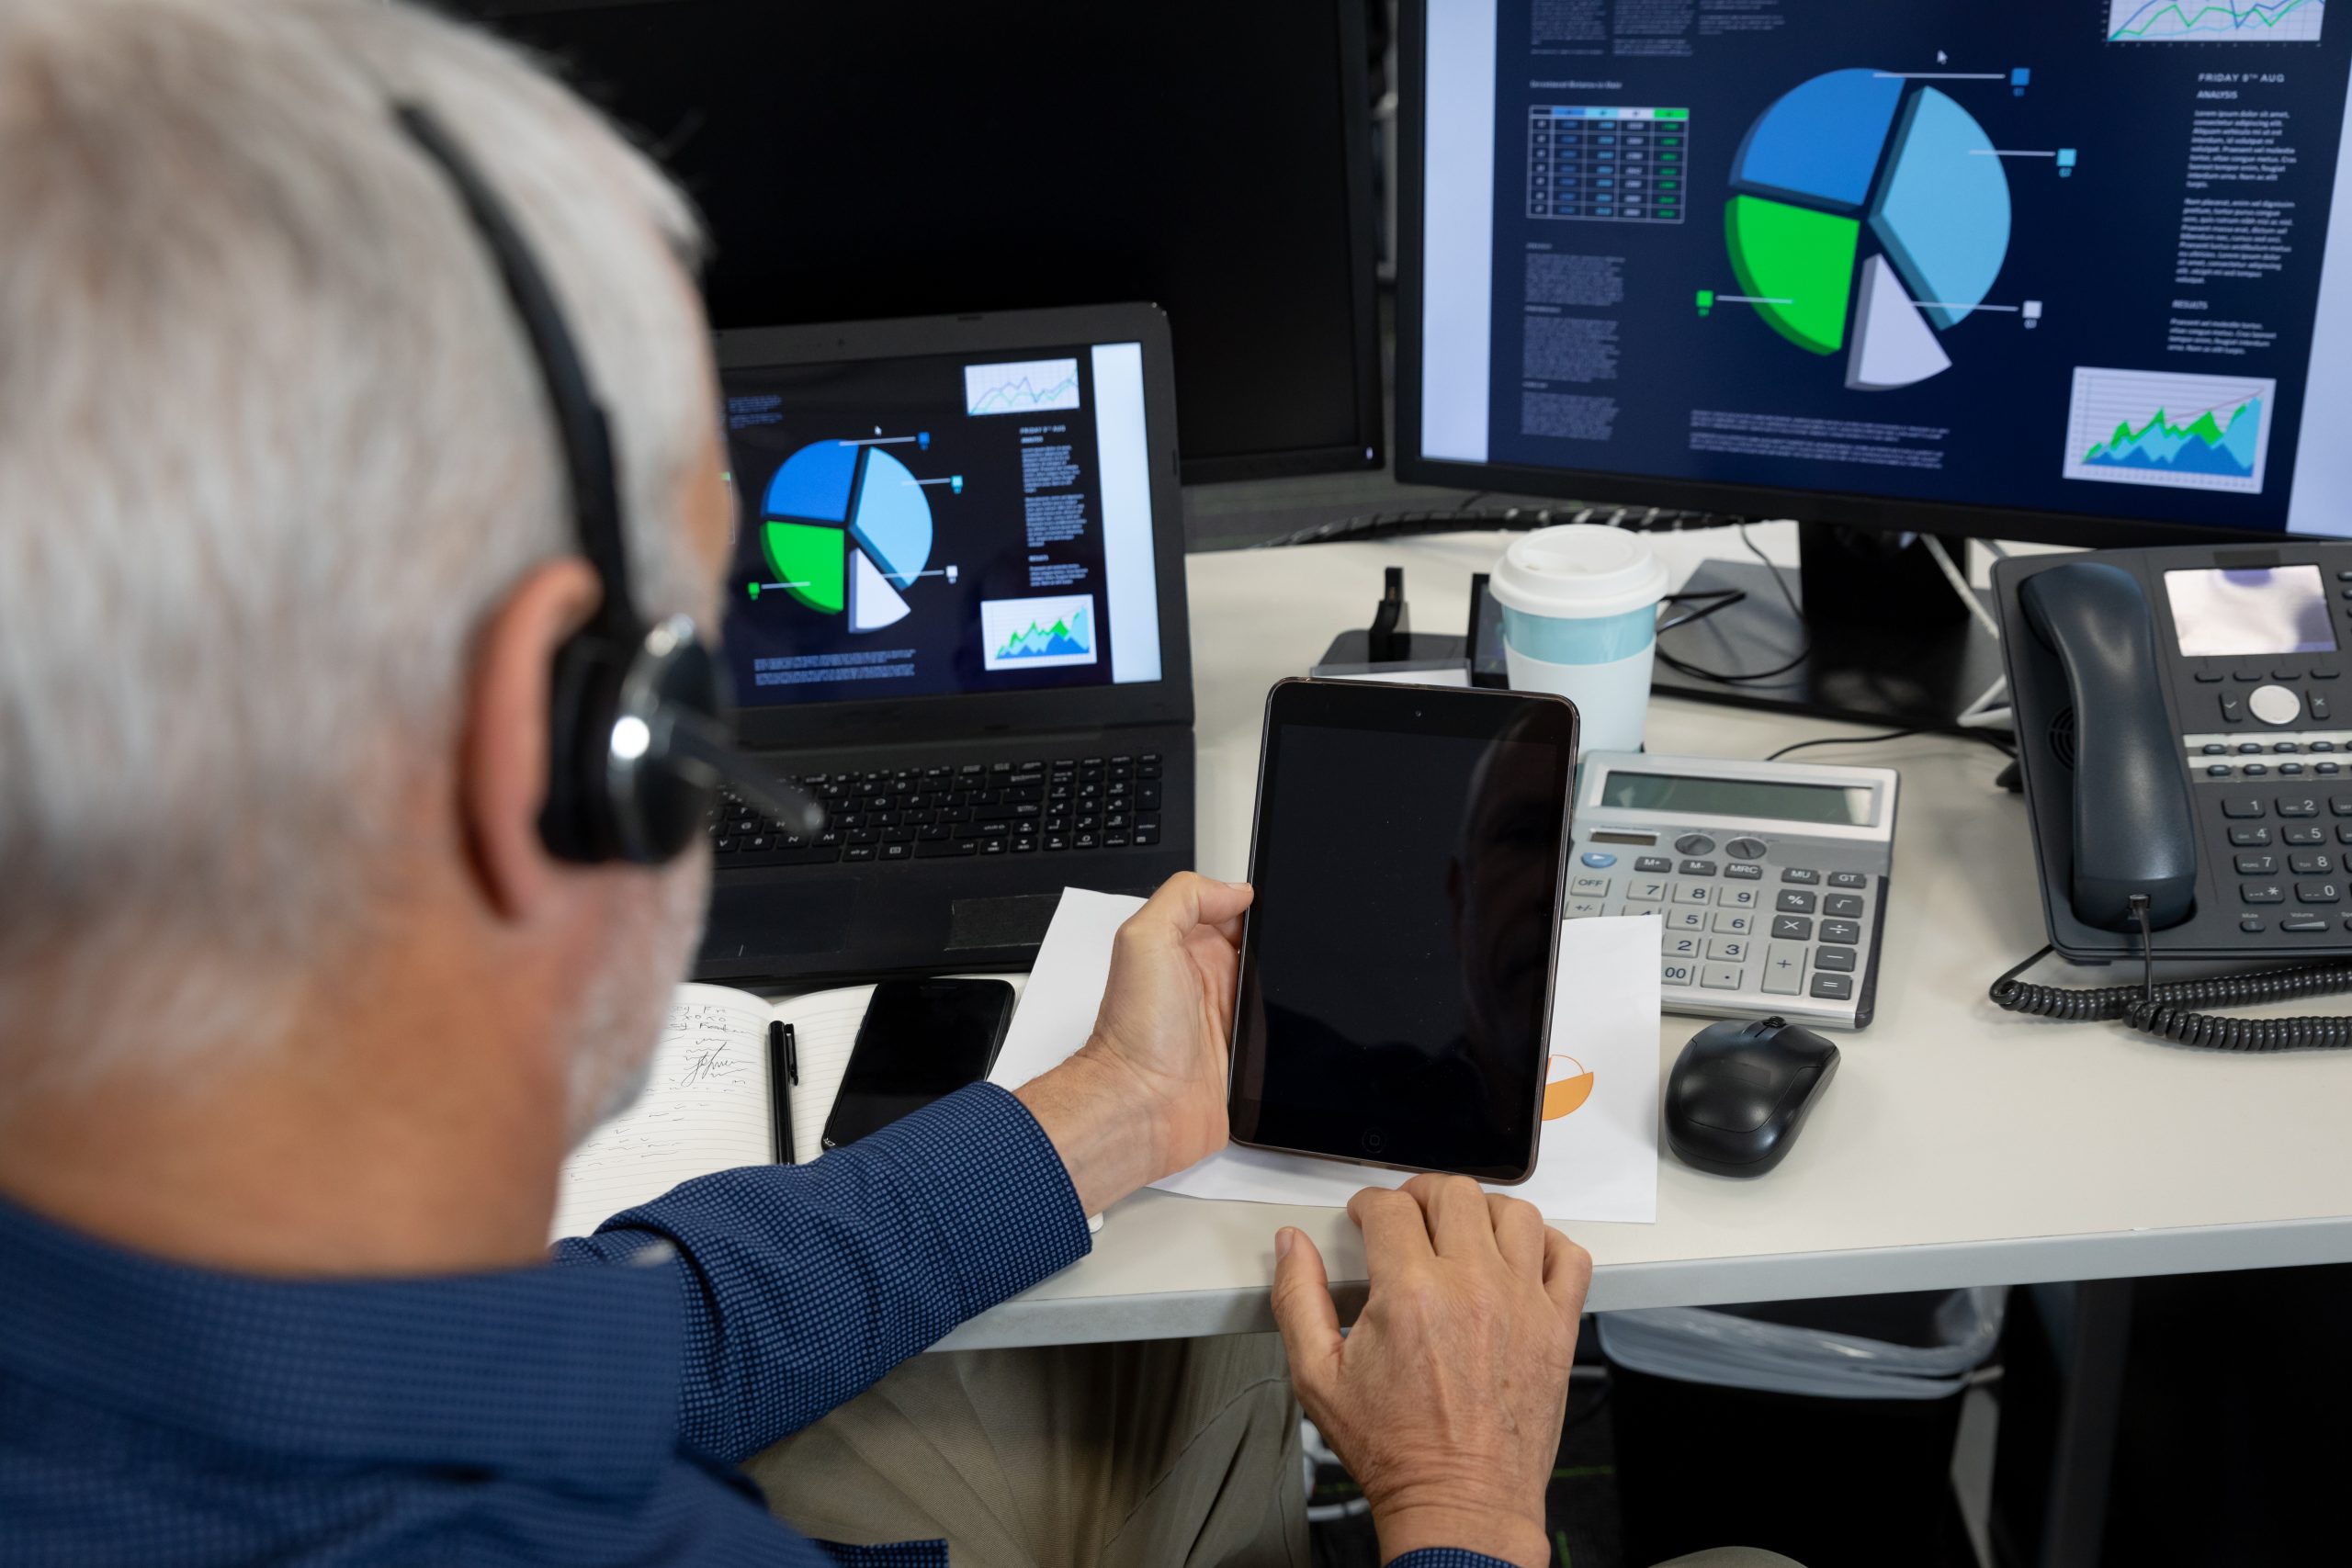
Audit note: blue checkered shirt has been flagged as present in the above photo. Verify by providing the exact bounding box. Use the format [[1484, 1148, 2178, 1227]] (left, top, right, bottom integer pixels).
[[0, 1080, 1516, 1568]]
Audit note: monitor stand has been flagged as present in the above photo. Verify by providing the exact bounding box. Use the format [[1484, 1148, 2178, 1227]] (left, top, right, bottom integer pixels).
[[1646, 523, 2009, 732]]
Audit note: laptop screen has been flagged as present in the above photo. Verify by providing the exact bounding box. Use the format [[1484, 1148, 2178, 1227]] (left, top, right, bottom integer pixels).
[[717, 341, 1164, 709]]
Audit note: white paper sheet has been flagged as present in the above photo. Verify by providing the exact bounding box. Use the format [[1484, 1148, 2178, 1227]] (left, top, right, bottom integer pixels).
[[991, 888, 1662, 1224]]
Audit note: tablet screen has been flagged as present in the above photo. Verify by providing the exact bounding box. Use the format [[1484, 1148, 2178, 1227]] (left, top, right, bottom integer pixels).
[[1228, 682, 1577, 1181]]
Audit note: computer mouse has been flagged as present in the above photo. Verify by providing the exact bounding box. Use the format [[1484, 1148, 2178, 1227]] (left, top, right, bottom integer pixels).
[[1665, 1016, 1839, 1178]]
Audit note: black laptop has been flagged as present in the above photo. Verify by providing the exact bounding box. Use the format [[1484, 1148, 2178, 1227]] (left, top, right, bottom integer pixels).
[[695, 305, 1195, 985]]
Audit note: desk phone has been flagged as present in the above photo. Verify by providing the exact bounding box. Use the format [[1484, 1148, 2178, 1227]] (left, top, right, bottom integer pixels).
[[1996, 542, 2352, 964], [1565, 752, 1899, 1031]]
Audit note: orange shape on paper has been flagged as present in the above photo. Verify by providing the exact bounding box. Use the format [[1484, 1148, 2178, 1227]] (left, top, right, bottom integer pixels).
[[1543, 1054, 1594, 1121]]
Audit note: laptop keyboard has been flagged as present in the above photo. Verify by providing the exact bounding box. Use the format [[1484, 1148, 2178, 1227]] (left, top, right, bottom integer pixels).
[[710, 752, 1166, 868]]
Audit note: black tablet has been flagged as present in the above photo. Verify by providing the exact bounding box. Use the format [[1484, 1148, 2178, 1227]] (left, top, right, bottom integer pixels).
[[1227, 679, 1579, 1182]]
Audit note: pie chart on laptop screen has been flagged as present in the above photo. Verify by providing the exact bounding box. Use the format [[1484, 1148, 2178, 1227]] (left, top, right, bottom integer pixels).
[[758, 438, 936, 633], [1724, 66, 2012, 391]]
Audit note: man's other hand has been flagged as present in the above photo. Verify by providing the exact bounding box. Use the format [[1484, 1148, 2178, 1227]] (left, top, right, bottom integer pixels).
[[1271, 1177, 1593, 1568], [1015, 873, 1251, 1214]]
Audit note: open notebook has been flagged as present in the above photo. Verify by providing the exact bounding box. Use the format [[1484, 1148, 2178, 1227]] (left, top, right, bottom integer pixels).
[[550, 975, 1075, 1246], [550, 982, 876, 1244]]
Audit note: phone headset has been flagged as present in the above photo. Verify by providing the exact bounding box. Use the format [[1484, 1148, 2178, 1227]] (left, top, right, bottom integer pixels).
[[393, 101, 821, 863]]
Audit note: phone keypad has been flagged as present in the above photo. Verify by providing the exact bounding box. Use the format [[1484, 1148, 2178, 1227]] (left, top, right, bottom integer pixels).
[[2185, 761, 2352, 941]]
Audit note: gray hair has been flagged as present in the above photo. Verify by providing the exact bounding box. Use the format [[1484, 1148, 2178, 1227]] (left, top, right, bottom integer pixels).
[[0, 0, 714, 1089]]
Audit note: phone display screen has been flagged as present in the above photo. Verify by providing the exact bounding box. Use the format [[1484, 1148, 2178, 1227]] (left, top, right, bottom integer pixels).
[[822, 980, 1014, 1148], [1228, 682, 1578, 1182], [2165, 565, 2336, 658]]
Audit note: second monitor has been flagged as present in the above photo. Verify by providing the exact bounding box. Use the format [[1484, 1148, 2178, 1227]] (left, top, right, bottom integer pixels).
[[1400, 0, 2352, 547]]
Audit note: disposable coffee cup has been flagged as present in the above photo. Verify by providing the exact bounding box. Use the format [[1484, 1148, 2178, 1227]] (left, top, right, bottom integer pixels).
[[1488, 525, 1671, 755]]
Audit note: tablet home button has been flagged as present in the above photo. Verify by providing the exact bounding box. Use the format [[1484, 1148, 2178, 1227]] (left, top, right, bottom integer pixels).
[[1361, 1128, 1388, 1156]]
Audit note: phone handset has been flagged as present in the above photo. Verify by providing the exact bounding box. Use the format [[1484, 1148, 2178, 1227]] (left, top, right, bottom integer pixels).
[[2017, 561, 2199, 931]]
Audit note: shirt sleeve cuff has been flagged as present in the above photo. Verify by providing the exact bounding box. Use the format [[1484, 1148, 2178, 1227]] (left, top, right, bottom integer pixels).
[[842, 1080, 1094, 1316], [1385, 1552, 1527, 1568]]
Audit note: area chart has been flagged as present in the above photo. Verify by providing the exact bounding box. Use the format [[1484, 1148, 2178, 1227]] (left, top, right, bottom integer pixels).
[[980, 594, 1099, 672], [2061, 367, 2275, 494]]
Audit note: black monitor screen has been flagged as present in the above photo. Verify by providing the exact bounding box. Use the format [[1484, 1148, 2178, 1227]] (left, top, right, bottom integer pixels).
[[454, 0, 1378, 482], [719, 343, 1164, 708], [1407, 0, 2352, 543]]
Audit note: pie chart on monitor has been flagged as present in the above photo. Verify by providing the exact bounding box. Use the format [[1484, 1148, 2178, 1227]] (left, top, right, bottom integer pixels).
[[757, 440, 935, 633], [1724, 66, 2011, 390]]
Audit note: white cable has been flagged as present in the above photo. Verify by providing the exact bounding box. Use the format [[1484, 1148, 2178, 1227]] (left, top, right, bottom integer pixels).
[[1954, 671, 2012, 732], [1957, 673, 2007, 719], [1924, 535, 2002, 641]]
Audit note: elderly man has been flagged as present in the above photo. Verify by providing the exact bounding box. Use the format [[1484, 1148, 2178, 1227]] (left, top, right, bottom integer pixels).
[[0, 5, 1799, 1567]]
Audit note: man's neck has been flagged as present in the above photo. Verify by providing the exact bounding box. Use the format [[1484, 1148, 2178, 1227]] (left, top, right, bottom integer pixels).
[[0, 978, 573, 1277]]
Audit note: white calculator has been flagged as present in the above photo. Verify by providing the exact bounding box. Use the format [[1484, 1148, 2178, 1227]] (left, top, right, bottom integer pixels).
[[1564, 751, 1901, 1031]]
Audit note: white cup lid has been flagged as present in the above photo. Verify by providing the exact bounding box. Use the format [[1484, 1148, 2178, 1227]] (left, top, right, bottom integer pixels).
[[1489, 525, 1671, 620]]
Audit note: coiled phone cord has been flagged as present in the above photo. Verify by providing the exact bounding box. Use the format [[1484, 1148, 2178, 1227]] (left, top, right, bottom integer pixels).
[[1990, 897, 2352, 1050]]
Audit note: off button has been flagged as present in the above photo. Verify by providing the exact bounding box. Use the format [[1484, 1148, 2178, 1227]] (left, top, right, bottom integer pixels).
[[1726, 836, 1769, 861]]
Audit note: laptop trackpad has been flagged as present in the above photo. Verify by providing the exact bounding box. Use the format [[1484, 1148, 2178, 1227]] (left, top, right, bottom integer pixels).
[[701, 876, 856, 961], [946, 891, 1063, 951]]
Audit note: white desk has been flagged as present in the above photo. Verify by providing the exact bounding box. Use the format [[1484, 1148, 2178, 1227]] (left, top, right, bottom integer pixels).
[[937, 525, 2352, 1351]]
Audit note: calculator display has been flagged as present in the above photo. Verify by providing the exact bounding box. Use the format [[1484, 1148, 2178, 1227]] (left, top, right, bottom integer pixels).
[[1600, 772, 1871, 827]]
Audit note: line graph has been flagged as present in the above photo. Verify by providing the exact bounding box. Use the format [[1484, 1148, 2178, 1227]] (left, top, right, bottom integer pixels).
[[964, 357, 1082, 417], [2108, 0, 2324, 42]]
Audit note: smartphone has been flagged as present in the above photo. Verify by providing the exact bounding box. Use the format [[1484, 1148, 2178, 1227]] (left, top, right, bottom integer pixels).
[[820, 978, 1017, 1150], [1227, 679, 1579, 1182]]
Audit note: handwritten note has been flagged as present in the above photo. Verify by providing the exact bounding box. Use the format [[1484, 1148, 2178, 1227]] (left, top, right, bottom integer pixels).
[[550, 985, 775, 1242]]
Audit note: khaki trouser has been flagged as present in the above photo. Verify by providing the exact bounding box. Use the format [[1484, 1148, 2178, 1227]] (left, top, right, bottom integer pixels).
[[747, 1333, 1805, 1568], [749, 1334, 1306, 1568]]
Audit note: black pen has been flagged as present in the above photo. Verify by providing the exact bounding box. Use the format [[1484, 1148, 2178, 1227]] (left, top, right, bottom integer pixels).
[[768, 1021, 795, 1165]]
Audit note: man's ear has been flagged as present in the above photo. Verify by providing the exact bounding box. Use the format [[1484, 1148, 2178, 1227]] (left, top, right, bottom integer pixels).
[[459, 558, 605, 922]]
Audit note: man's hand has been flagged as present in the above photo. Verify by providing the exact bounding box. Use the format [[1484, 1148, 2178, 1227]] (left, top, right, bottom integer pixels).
[[1271, 1177, 1593, 1568], [1014, 873, 1251, 1215]]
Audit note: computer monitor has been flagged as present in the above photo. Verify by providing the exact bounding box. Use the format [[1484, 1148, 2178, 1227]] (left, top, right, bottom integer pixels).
[[454, 0, 1382, 485], [1398, 0, 2352, 549]]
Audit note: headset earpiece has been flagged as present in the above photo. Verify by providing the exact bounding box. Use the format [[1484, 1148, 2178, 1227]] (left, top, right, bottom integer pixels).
[[539, 615, 727, 866]]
